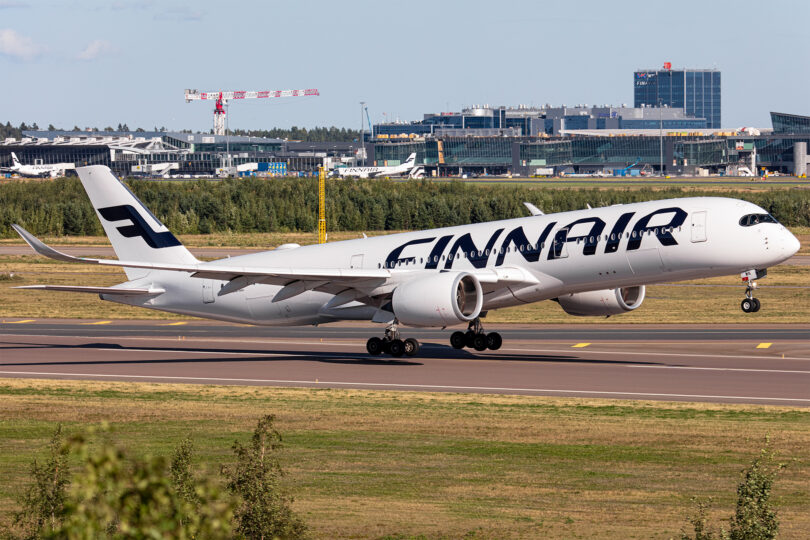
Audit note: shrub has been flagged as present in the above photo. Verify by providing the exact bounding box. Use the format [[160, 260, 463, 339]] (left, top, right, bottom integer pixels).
[[224, 414, 307, 540]]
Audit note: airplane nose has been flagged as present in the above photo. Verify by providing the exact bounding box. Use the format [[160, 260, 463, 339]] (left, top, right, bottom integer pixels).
[[785, 230, 801, 256]]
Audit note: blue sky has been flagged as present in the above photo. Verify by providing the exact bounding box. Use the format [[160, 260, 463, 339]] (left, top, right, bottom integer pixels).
[[1, 0, 807, 132]]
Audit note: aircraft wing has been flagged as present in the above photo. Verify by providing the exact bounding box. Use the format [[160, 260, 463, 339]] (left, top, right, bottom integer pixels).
[[12, 224, 391, 285], [13, 224, 542, 301]]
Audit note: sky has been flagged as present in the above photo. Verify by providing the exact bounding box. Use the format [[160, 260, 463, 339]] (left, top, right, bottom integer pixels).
[[1, 0, 807, 132]]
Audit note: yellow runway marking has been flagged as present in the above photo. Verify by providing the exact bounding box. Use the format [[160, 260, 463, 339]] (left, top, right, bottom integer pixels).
[[756, 343, 773, 349], [5, 319, 35, 324], [572, 343, 591, 348], [81, 321, 111, 325], [163, 322, 188, 326]]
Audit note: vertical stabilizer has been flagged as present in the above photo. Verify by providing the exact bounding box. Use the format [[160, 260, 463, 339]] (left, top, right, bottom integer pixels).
[[11, 152, 21, 167], [76, 165, 198, 278]]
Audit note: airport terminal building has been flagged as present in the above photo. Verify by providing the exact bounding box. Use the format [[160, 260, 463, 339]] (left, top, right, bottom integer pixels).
[[0, 130, 357, 177], [3, 113, 809, 179], [369, 112, 810, 177]]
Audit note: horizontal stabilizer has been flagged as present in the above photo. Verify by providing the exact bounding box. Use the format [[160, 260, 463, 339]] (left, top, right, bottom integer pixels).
[[13, 285, 165, 295], [12, 224, 83, 263]]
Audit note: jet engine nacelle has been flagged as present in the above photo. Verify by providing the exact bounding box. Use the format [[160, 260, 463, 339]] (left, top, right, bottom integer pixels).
[[556, 286, 645, 317], [392, 272, 483, 327]]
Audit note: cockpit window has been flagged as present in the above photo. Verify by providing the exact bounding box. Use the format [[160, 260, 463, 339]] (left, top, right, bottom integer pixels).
[[739, 213, 778, 227]]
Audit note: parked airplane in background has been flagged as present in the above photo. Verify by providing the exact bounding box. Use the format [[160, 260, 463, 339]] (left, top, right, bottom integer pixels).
[[1, 152, 74, 178], [335, 153, 417, 178], [13, 165, 800, 357]]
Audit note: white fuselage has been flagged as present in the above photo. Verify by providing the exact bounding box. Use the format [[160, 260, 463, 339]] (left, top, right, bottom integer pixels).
[[337, 161, 413, 179], [3, 161, 74, 178], [106, 197, 800, 327]]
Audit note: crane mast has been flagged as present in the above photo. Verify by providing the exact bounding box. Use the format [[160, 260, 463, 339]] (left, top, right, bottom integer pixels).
[[184, 88, 319, 135]]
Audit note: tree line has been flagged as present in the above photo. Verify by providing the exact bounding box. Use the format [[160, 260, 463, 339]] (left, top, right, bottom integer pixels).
[[2, 177, 810, 238], [1, 121, 361, 141]]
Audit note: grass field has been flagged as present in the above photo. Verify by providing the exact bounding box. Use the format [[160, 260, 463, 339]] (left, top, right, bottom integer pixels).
[[0, 380, 808, 539], [1, 227, 808, 322]]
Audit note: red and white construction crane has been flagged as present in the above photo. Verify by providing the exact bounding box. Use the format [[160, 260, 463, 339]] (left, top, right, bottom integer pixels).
[[184, 88, 320, 135]]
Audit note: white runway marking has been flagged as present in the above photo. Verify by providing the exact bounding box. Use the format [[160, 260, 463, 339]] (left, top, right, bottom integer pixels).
[[631, 365, 810, 374], [0, 370, 808, 403], [501, 347, 810, 362]]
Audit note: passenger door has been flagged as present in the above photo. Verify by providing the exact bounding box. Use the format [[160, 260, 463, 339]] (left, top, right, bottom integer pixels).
[[202, 280, 215, 303], [691, 211, 707, 243]]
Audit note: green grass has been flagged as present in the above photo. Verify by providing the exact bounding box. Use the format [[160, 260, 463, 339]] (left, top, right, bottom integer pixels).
[[1, 380, 809, 539]]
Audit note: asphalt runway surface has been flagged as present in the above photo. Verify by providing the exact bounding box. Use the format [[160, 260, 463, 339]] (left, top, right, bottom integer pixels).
[[1, 319, 809, 406]]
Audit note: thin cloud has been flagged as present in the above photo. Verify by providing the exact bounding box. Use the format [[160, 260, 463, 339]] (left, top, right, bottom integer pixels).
[[110, 0, 154, 11], [0, 28, 45, 61], [77, 39, 116, 60], [155, 6, 203, 21], [0, 1, 30, 8]]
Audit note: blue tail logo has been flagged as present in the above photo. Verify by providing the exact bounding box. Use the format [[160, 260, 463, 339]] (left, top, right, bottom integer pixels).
[[98, 205, 182, 249]]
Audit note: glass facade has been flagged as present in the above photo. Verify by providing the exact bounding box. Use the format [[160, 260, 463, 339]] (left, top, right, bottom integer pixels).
[[441, 137, 512, 165], [570, 137, 661, 165], [635, 69, 720, 128], [674, 140, 728, 166], [373, 142, 427, 165], [520, 141, 573, 166], [771, 113, 810, 134], [620, 118, 707, 130]]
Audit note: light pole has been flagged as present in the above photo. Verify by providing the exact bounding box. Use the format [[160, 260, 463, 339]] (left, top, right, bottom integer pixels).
[[658, 97, 663, 176], [359, 101, 366, 166]]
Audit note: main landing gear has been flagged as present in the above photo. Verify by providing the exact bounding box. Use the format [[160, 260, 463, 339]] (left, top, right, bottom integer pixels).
[[450, 318, 502, 352], [366, 320, 420, 358], [740, 269, 765, 313]]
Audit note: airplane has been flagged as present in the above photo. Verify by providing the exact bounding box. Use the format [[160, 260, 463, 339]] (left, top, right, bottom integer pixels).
[[1, 152, 74, 178], [335, 153, 417, 178], [12, 165, 801, 358]]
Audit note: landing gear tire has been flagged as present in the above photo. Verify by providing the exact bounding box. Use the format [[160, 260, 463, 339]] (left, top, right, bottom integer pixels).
[[752, 298, 761, 312], [472, 334, 488, 351], [450, 331, 466, 350], [369, 319, 421, 358], [389, 339, 405, 357], [366, 337, 384, 355], [741, 298, 755, 313], [486, 332, 502, 351], [404, 338, 420, 357], [451, 319, 504, 352]]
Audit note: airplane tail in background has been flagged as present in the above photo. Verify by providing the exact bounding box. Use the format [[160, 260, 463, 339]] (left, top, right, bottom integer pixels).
[[405, 153, 416, 166], [11, 152, 21, 166], [75, 165, 198, 277]]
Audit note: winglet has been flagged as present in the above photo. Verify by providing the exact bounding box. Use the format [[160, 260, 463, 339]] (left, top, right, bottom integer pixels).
[[523, 202, 544, 216], [11, 224, 90, 264]]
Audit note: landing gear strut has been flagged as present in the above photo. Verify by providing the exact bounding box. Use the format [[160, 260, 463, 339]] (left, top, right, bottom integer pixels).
[[740, 269, 765, 313], [366, 320, 420, 358], [450, 318, 502, 352]]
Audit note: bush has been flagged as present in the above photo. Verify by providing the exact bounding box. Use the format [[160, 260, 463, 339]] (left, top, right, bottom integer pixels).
[[224, 414, 307, 539], [681, 440, 785, 540], [12, 425, 69, 539]]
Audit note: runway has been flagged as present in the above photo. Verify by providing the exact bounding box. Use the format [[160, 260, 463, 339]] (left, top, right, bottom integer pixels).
[[1, 319, 809, 406]]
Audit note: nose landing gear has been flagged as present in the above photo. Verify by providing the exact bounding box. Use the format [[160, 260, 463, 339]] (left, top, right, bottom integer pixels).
[[366, 320, 420, 358], [740, 269, 766, 313], [450, 318, 502, 351]]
